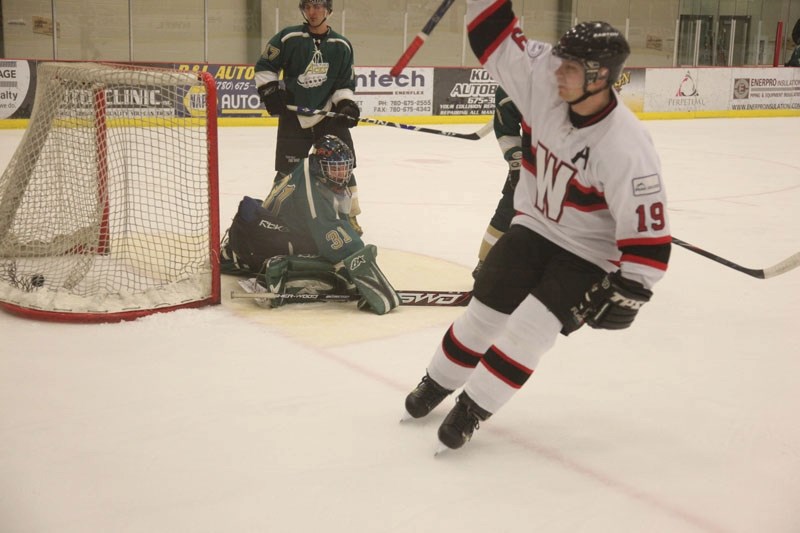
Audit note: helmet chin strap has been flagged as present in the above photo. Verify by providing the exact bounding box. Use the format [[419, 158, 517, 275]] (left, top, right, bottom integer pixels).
[[566, 86, 605, 106], [302, 8, 329, 30], [566, 69, 609, 106], [305, 16, 328, 29]]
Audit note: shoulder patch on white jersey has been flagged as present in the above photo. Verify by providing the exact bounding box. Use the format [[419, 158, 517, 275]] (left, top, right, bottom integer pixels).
[[526, 41, 549, 59], [632, 174, 662, 196]]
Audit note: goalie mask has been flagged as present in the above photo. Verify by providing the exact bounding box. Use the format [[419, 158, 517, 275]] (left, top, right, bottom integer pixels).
[[311, 135, 353, 194], [552, 21, 629, 103]]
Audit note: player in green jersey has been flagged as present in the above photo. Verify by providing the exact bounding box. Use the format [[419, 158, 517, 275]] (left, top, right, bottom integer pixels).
[[255, 0, 364, 233], [473, 86, 523, 280]]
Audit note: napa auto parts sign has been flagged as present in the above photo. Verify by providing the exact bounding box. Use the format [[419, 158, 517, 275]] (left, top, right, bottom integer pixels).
[[176, 63, 259, 117]]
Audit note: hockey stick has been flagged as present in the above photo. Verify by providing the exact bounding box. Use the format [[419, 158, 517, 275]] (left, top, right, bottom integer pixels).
[[230, 289, 472, 307], [390, 0, 456, 77], [672, 237, 800, 279], [287, 105, 493, 141]]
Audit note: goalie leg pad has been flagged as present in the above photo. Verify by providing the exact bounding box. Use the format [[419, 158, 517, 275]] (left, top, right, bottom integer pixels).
[[259, 255, 354, 307], [343, 245, 400, 315]]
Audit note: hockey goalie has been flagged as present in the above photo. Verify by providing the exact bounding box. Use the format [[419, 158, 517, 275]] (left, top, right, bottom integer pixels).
[[221, 135, 400, 315]]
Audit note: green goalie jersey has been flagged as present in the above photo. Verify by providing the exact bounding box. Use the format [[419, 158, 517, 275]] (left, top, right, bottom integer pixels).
[[263, 157, 364, 264], [255, 24, 356, 111]]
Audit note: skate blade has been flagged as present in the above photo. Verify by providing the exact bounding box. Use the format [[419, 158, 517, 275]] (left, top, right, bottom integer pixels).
[[434, 442, 451, 457]]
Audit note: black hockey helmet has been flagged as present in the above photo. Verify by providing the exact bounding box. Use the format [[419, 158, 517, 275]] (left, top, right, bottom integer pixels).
[[553, 21, 630, 85], [311, 135, 353, 193], [299, 0, 332, 13]]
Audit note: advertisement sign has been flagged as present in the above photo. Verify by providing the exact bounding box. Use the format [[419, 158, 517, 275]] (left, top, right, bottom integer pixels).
[[615, 68, 645, 113], [3, 62, 799, 124], [353, 67, 433, 116], [644, 68, 732, 113], [433, 67, 496, 116], [176, 63, 260, 118], [0, 60, 34, 119], [729, 68, 800, 112], [173, 64, 435, 118]]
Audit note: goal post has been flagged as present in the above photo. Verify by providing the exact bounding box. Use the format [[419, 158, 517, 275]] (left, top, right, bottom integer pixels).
[[0, 62, 220, 322]]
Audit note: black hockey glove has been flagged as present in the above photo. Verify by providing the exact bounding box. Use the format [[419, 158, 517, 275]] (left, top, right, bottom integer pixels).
[[258, 81, 286, 116], [334, 99, 360, 128], [504, 146, 522, 186], [578, 271, 652, 330]]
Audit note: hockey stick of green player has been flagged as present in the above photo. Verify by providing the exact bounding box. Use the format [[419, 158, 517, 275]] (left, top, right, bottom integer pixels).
[[672, 237, 800, 279], [230, 289, 472, 307], [390, 0, 456, 77], [286, 105, 493, 141]]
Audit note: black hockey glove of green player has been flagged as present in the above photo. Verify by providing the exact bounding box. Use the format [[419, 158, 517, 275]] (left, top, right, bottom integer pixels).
[[258, 81, 287, 116], [334, 99, 360, 128], [504, 146, 522, 186], [578, 271, 652, 330]]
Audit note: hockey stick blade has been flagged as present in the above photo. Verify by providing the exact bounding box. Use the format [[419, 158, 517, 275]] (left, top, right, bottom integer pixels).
[[391, 0, 456, 77], [397, 290, 472, 306], [287, 105, 492, 141], [230, 289, 472, 307], [672, 237, 800, 279]]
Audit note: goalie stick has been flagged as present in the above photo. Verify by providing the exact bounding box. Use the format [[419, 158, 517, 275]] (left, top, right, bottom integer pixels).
[[672, 237, 800, 279], [286, 105, 493, 141], [231, 289, 472, 307], [390, 0, 456, 77]]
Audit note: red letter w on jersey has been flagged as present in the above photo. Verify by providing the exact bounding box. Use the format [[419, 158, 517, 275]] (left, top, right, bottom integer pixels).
[[535, 143, 577, 221]]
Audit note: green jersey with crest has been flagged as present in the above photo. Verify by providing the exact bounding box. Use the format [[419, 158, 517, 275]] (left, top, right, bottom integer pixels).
[[255, 24, 356, 111]]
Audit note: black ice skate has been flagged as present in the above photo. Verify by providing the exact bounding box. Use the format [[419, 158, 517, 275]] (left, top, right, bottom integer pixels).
[[404, 373, 453, 419], [437, 391, 492, 451]]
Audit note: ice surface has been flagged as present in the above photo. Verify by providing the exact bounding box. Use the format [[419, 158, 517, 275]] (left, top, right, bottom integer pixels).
[[1, 117, 799, 533]]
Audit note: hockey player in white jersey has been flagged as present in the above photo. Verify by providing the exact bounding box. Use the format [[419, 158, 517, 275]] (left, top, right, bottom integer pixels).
[[404, 2, 671, 452]]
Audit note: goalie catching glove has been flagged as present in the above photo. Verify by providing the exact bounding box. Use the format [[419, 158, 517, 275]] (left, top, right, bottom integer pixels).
[[576, 271, 652, 330], [341, 245, 400, 315]]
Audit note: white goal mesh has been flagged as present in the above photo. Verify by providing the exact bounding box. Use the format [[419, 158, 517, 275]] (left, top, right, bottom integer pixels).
[[0, 62, 220, 322]]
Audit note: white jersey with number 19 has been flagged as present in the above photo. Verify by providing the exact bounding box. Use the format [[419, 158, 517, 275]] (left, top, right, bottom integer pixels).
[[467, 0, 671, 289]]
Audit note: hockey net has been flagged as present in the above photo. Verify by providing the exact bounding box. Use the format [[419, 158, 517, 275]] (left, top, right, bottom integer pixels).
[[0, 62, 220, 322]]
